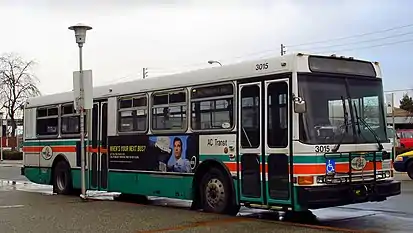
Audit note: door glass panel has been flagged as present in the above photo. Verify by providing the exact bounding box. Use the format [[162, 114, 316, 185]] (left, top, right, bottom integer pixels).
[[91, 103, 99, 188], [92, 104, 99, 149], [267, 154, 289, 199], [101, 103, 108, 189], [241, 85, 260, 148], [266, 81, 290, 201], [267, 82, 288, 148], [101, 103, 108, 148], [241, 154, 261, 198]]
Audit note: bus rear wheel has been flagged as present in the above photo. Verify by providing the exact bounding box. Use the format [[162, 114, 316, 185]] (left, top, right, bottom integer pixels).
[[199, 167, 240, 215], [53, 160, 73, 195]]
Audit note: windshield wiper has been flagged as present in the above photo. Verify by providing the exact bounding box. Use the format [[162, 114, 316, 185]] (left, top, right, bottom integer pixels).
[[353, 102, 361, 136], [355, 115, 384, 151], [351, 101, 383, 151], [332, 96, 350, 153]]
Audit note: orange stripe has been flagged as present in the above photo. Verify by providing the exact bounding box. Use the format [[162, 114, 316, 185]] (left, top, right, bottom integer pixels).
[[22, 146, 42, 152], [53, 146, 76, 152], [22, 146, 77, 153], [225, 161, 382, 175], [225, 162, 270, 173], [88, 148, 107, 153], [224, 162, 237, 172]]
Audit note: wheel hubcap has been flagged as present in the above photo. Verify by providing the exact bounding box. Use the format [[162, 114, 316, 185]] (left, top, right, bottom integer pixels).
[[205, 178, 225, 209]]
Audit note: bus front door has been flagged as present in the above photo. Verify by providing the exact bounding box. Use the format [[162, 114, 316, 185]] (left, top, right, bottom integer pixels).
[[238, 78, 292, 207], [264, 79, 291, 206], [90, 101, 109, 191]]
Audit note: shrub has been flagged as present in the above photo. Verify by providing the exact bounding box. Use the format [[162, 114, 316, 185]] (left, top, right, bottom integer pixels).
[[1, 150, 23, 160]]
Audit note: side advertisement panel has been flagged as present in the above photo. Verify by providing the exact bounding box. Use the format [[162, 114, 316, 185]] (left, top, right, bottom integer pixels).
[[199, 134, 237, 175], [108, 134, 199, 173]]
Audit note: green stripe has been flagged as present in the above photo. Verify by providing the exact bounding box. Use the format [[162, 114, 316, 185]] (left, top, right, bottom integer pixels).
[[24, 140, 78, 146], [199, 154, 233, 162], [23, 139, 97, 147]]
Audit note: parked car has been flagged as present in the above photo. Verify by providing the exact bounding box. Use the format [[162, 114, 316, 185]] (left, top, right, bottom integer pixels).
[[397, 129, 413, 149], [393, 149, 413, 180]]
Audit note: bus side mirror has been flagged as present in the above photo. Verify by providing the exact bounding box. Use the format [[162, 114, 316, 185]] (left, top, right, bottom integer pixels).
[[293, 96, 307, 113]]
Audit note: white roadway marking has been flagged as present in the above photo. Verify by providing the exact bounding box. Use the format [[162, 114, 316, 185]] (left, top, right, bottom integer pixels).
[[0, 205, 24, 209]]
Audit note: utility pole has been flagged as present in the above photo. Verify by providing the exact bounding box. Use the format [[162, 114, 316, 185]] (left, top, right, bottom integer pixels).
[[280, 44, 286, 56], [143, 68, 148, 79]]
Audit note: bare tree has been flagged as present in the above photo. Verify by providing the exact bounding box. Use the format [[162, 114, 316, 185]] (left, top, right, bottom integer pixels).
[[0, 53, 41, 138]]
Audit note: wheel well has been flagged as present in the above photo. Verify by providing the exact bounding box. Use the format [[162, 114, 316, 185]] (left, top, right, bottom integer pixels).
[[50, 154, 70, 185], [192, 159, 236, 208]]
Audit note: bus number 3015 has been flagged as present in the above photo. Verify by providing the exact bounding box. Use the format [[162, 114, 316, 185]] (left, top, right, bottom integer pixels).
[[315, 145, 330, 153], [255, 63, 269, 70]]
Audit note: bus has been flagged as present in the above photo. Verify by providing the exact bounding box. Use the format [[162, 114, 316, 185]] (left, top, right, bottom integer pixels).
[[21, 53, 401, 217]]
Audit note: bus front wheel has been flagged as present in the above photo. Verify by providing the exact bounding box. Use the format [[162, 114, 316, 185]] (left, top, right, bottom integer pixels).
[[199, 167, 239, 215], [53, 160, 73, 195]]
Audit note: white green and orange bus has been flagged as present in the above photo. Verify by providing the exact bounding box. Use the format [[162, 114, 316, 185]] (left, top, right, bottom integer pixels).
[[21, 53, 401, 216]]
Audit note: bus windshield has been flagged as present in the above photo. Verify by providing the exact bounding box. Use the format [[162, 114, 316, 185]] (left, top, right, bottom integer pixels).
[[298, 74, 388, 145]]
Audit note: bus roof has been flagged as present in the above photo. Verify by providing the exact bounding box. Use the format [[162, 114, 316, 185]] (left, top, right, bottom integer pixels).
[[25, 53, 379, 108]]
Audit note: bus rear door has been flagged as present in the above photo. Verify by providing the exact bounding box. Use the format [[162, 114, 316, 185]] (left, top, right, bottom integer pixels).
[[89, 100, 109, 191]]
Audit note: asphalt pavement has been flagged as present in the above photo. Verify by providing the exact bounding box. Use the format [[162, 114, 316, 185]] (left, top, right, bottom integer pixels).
[[0, 161, 412, 233]]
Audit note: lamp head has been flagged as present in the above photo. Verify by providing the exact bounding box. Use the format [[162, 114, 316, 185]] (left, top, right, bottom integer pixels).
[[69, 23, 92, 45]]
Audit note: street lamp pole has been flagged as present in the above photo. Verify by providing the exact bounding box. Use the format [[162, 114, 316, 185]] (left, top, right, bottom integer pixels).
[[69, 23, 92, 200]]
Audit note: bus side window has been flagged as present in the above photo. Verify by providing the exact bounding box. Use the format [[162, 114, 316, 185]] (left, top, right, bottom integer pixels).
[[61, 103, 84, 135], [36, 106, 59, 136], [118, 95, 148, 132], [190, 83, 234, 131], [151, 90, 187, 131]]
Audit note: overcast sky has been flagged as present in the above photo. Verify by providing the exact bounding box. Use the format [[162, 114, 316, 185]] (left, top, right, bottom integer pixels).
[[0, 0, 412, 104]]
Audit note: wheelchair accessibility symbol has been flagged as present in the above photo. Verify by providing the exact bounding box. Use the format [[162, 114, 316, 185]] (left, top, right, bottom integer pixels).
[[326, 159, 336, 174]]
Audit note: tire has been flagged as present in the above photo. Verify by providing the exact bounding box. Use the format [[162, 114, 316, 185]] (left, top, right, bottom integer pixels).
[[407, 161, 413, 180], [199, 167, 240, 215], [53, 160, 73, 195]]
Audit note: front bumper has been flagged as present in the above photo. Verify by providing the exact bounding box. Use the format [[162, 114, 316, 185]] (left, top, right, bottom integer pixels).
[[297, 180, 401, 209], [393, 161, 406, 172]]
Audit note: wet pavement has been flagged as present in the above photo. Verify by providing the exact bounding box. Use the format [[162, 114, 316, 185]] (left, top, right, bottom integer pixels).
[[0, 164, 412, 232]]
